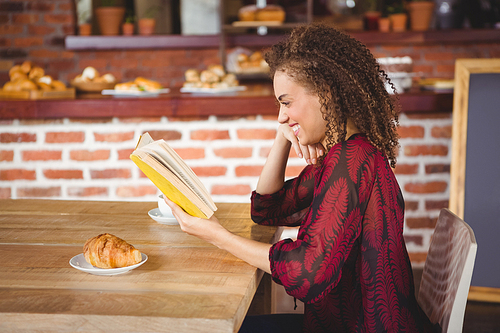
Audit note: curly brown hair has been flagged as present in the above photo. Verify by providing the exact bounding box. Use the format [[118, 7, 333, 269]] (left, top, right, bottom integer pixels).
[[264, 24, 400, 167]]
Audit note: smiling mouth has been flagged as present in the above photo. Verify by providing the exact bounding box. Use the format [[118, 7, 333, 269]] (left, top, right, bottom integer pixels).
[[291, 124, 300, 136]]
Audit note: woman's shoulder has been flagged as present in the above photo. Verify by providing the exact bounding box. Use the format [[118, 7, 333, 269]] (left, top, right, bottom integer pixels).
[[322, 133, 384, 167]]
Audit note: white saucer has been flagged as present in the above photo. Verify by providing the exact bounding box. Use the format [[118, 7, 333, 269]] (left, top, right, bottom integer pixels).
[[69, 253, 147, 276], [148, 208, 178, 225]]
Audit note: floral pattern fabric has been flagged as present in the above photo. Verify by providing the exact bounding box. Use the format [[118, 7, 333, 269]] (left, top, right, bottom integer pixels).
[[251, 134, 437, 332]]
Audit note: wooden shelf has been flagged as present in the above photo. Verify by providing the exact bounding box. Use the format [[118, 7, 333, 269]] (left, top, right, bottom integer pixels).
[[0, 85, 453, 120], [65, 29, 500, 51]]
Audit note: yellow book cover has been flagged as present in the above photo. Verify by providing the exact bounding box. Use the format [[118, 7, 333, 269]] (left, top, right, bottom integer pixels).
[[130, 133, 216, 219]]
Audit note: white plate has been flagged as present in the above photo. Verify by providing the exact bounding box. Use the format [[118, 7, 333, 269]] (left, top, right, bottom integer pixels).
[[69, 253, 147, 276], [148, 208, 178, 225], [101, 88, 170, 97], [179, 86, 247, 94]]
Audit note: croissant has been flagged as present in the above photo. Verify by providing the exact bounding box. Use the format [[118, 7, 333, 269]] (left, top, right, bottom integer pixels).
[[83, 233, 142, 269]]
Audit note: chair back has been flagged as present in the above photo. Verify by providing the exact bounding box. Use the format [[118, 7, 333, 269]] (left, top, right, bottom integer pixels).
[[417, 208, 477, 333]]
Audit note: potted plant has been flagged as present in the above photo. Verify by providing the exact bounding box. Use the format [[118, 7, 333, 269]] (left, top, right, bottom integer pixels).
[[406, 0, 435, 31], [387, 2, 407, 32], [95, 0, 125, 36], [379, 14, 391, 32], [363, 0, 381, 31], [76, 7, 92, 36], [138, 5, 161, 35], [122, 12, 135, 35]]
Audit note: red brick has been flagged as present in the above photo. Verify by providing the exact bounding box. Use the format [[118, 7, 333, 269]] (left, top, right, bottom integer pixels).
[[0, 150, 14, 161], [110, 58, 140, 69], [22, 150, 62, 161], [118, 148, 134, 160], [28, 24, 55, 35], [237, 129, 276, 140], [78, 59, 108, 71], [0, 132, 36, 143], [118, 117, 162, 123], [90, 169, 131, 179], [405, 200, 419, 211], [216, 115, 257, 121], [116, 185, 157, 197], [44, 169, 83, 179], [408, 252, 427, 264], [436, 64, 455, 74], [406, 113, 451, 120], [191, 130, 230, 141], [145, 130, 182, 141], [431, 125, 452, 138], [0, 25, 23, 34], [14, 37, 44, 47], [404, 234, 423, 246], [406, 216, 437, 229], [424, 52, 454, 61], [70, 150, 110, 161], [394, 163, 418, 175], [211, 184, 252, 196], [425, 164, 450, 174], [398, 126, 425, 138], [30, 49, 59, 58], [285, 165, 305, 178], [0, 187, 11, 199], [404, 145, 448, 157], [17, 187, 61, 198], [67, 187, 108, 197], [235, 165, 263, 177], [405, 181, 447, 194], [191, 166, 227, 177], [94, 131, 135, 142], [175, 148, 205, 160], [213, 147, 252, 159], [26, 2, 55, 11], [0, 169, 36, 181], [425, 200, 449, 210], [69, 118, 112, 124], [45, 132, 84, 143], [12, 14, 40, 24]]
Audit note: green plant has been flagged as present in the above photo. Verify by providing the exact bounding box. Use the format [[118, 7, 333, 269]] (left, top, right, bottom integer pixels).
[[125, 10, 135, 23], [386, 2, 405, 14], [143, 5, 162, 19], [100, 0, 118, 7]]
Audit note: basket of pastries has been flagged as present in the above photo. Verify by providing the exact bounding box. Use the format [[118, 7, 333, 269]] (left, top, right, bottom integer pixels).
[[71, 66, 117, 92], [181, 64, 243, 93], [1, 61, 75, 99]]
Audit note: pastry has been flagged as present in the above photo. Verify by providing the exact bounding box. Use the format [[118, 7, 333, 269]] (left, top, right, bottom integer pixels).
[[255, 5, 286, 22], [51, 80, 66, 91], [28, 66, 44, 80], [114, 81, 139, 91], [81, 66, 99, 80], [134, 77, 163, 91], [20, 60, 33, 74], [83, 233, 142, 269], [185, 69, 200, 82], [238, 5, 257, 21]]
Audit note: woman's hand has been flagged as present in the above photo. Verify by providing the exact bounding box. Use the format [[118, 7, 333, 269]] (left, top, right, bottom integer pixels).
[[278, 123, 324, 165], [164, 196, 224, 244]]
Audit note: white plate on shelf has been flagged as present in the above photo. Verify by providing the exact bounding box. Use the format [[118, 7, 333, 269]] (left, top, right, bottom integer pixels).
[[180, 86, 247, 94], [101, 88, 170, 97], [148, 208, 179, 225], [69, 253, 147, 276]]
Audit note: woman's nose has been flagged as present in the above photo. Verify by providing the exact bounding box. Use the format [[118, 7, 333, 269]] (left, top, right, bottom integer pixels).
[[277, 107, 288, 124]]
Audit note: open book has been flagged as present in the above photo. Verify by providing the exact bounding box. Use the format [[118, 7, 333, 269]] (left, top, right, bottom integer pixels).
[[130, 132, 217, 219]]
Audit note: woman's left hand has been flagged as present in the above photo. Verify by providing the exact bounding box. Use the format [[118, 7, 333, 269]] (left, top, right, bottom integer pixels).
[[163, 196, 224, 244]]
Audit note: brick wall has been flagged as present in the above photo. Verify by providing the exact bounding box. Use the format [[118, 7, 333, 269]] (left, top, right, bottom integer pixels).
[[0, 112, 452, 263], [0, 1, 496, 264], [1, 1, 500, 86]]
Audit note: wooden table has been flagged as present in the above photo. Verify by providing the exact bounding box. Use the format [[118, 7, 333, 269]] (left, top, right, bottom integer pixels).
[[0, 199, 278, 332]]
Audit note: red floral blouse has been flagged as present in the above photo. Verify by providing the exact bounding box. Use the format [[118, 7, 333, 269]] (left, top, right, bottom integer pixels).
[[251, 134, 438, 332]]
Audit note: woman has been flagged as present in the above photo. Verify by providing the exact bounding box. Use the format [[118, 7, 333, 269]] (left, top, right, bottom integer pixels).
[[165, 24, 437, 332]]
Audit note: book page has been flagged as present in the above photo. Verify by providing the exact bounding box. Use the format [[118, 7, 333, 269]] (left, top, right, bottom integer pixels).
[[141, 141, 216, 212]]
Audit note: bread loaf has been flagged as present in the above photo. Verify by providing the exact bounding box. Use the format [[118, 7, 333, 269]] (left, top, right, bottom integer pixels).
[[83, 233, 142, 269]]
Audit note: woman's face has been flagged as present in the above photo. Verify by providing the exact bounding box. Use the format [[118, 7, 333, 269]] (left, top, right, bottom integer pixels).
[[274, 71, 328, 147]]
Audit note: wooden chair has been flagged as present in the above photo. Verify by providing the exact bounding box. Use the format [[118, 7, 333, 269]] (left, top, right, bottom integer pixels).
[[417, 208, 477, 333]]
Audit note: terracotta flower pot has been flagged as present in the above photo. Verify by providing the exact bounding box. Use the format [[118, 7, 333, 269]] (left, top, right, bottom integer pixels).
[[379, 17, 391, 32], [138, 18, 156, 35], [122, 22, 134, 35], [390, 13, 408, 32], [95, 7, 125, 36], [79, 23, 92, 36], [407, 1, 435, 31], [364, 11, 381, 31]]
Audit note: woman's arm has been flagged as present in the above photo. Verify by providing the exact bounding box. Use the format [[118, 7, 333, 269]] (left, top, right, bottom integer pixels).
[[165, 196, 272, 274]]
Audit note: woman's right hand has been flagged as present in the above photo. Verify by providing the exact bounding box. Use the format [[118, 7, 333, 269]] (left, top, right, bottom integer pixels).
[[278, 123, 324, 165]]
